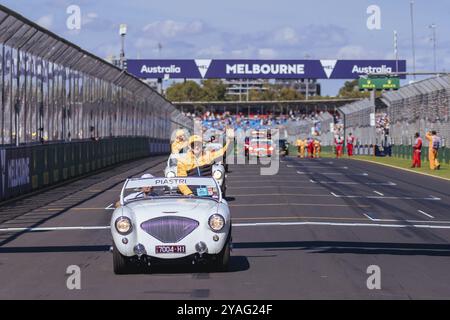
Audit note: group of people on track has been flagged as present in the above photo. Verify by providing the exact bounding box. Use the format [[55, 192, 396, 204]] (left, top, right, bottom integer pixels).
[[295, 137, 321, 159], [411, 131, 441, 170], [295, 133, 356, 159], [295, 129, 442, 171]]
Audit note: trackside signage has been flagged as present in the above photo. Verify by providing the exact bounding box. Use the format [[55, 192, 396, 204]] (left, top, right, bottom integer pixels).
[[127, 59, 407, 79]]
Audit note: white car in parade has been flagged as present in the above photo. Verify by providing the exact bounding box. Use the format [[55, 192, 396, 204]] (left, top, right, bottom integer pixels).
[[164, 153, 227, 196], [111, 176, 232, 274]]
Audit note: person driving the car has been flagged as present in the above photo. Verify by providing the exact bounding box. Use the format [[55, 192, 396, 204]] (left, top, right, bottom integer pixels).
[[116, 174, 158, 207], [177, 128, 234, 196]]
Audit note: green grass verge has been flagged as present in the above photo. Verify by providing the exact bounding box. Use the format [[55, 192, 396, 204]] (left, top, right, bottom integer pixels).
[[352, 155, 450, 180], [288, 145, 450, 179]]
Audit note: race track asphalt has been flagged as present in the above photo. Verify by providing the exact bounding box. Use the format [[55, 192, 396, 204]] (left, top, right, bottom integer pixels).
[[0, 154, 450, 300]]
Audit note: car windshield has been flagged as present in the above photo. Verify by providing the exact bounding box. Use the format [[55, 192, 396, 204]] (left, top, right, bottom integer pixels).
[[122, 177, 221, 204]]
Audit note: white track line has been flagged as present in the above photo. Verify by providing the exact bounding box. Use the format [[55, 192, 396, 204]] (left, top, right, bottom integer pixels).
[[418, 210, 435, 219], [287, 165, 348, 169], [3, 221, 450, 233], [373, 191, 384, 196], [229, 186, 324, 190], [360, 213, 446, 224], [0, 226, 111, 232], [233, 221, 450, 229], [363, 213, 376, 221], [310, 180, 396, 186], [105, 203, 115, 210], [330, 193, 441, 201], [366, 182, 397, 186], [297, 171, 368, 176]]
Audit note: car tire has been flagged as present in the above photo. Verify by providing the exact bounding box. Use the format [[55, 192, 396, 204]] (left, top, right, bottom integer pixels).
[[221, 184, 227, 198], [214, 238, 231, 272], [113, 243, 133, 275]]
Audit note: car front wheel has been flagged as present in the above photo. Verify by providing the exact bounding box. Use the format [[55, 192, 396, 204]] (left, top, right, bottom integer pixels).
[[213, 237, 231, 272], [113, 243, 134, 275]]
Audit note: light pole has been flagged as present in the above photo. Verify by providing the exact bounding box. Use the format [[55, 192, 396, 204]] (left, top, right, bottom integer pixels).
[[429, 23, 437, 73], [409, 1, 416, 80], [304, 54, 310, 101], [119, 24, 127, 70], [394, 30, 399, 73]]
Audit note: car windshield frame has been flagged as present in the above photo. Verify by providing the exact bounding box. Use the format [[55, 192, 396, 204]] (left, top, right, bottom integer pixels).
[[120, 177, 222, 205]]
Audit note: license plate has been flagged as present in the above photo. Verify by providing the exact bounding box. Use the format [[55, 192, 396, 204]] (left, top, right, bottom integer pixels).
[[155, 245, 186, 254]]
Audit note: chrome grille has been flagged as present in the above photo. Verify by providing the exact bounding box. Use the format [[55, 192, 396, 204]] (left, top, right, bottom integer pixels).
[[141, 216, 199, 243]]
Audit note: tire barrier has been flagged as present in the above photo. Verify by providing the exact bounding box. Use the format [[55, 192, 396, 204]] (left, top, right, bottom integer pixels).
[[0, 138, 170, 202]]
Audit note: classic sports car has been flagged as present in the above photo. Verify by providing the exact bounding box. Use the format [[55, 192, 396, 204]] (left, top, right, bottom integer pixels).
[[111, 177, 232, 274], [164, 153, 226, 196]]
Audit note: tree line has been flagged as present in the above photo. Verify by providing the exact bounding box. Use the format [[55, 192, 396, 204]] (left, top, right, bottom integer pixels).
[[165, 79, 370, 102]]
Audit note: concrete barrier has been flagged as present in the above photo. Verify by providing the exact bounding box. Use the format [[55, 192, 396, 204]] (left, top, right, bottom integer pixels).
[[0, 137, 169, 202]]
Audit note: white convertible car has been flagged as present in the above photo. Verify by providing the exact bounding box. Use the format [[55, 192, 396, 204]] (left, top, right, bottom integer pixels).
[[111, 177, 232, 274], [164, 153, 226, 196]]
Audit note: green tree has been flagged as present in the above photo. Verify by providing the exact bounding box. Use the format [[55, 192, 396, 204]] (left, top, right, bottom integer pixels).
[[277, 87, 304, 100], [338, 80, 370, 98], [201, 79, 227, 101], [165, 81, 204, 102]]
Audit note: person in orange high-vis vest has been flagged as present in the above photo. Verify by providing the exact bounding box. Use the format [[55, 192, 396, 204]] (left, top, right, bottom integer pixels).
[[296, 138, 305, 158], [314, 139, 321, 158], [426, 131, 441, 170], [411, 132, 422, 168]]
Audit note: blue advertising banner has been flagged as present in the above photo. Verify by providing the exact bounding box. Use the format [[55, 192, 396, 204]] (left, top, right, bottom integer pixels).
[[127, 59, 407, 80]]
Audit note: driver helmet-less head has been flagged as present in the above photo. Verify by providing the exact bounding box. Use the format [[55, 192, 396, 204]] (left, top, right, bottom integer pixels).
[[140, 174, 154, 194]]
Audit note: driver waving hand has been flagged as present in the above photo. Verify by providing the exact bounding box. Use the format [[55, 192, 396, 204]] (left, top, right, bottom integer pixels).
[[177, 128, 234, 196]]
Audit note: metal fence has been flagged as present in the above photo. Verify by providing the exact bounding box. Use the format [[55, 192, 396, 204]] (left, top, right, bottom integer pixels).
[[381, 75, 450, 146], [286, 112, 335, 145], [0, 137, 169, 201], [339, 99, 377, 145], [0, 5, 192, 147]]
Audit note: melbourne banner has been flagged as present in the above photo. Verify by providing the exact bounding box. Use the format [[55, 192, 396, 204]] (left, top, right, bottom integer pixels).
[[127, 59, 407, 80]]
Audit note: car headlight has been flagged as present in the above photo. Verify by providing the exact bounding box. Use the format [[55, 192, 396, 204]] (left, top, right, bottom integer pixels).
[[209, 214, 225, 232], [115, 217, 132, 235], [213, 170, 223, 180], [167, 171, 176, 178]]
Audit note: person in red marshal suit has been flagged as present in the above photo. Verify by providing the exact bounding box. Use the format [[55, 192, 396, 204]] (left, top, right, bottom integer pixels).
[[347, 133, 355, 157], [335, 135, 344, 158], [411, 132, 423, 168]]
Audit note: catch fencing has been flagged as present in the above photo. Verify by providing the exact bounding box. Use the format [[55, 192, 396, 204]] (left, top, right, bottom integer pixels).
[[0, 5, 192, 147]]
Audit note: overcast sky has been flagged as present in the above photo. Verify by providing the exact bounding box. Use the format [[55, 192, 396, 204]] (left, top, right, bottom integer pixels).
[[2, 0, 450, 95]]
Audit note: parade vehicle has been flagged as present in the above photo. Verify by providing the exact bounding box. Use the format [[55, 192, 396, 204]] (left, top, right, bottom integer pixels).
[[111, 177, 232, 274], [247, 138, 274, 159], [164, 153, 227, 195], [164, 154, 181, 178], [278, 139, 290, 156]]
